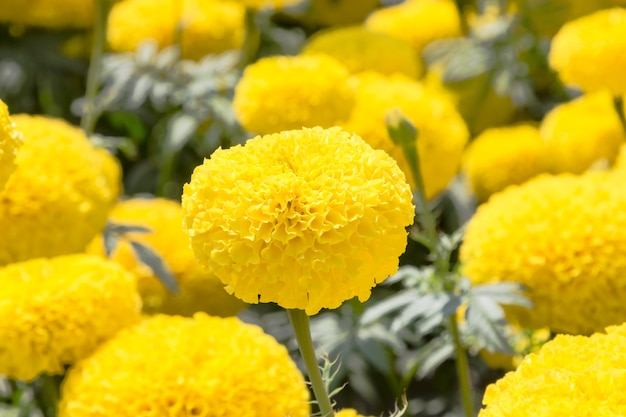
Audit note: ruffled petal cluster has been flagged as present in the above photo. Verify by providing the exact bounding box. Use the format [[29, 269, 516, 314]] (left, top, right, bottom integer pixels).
[[460, 173, 626, 335], [0, 254, 141, 381], [540, 90, 625, 174], [549, 7, 626, 95], [0, 100, 22, 191], [306, 0, 379, 27], [107, 0, 245, 60], [480, 323, 626, 416], [232, 55, 355, 135], [302, 26, 421, 78], [182, 127, 415, 315], [87, 198, 247, 317], [0, 0, 93, 28], [462, 124, 547, 202], [342, 72, 469, 199], [58, 314, 310, 417], [0, 115, 121, 266]]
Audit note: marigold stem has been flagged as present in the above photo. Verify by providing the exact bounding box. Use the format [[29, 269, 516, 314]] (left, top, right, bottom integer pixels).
[[34, 373, 60, 417], [449, 316, 475, 417], [239, 8, 261, 70], [287, 309, 335, 417]]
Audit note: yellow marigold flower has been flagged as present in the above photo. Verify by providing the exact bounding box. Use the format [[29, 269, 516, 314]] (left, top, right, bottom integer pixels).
[[232, 55, 355, 135], [462, 124, 547, 202], [0, 254, 141, 381], [301, 26, 422, 78], [0, 115, 121, 266], [58, 314, 310, 417], [480, 323, 626, 416], [549, 7, 626, 95], [461, 173, 626, 335], [613, 143, 626, 172], [0, 100, 22, 191], [342, 72, 469, 199], [306, 0, 380, 27], [336, 409, 374, 417], [232, 0, 303, 9], [540, 90, 625, 174], [365, 0, 463, 55], [87, 198, 247, 317], [0, 0, 93, 28], [182, 127, 414, 315], [107, 0, 245, 60]]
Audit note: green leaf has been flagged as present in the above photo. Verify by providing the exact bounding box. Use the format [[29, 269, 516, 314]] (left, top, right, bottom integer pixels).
[[417, 340, 455, 379], [361, 289, 419, 325], [0, 407, 20, 417], [129, 241, 179, 294], [465, 295, 511, 353], [355, 337, 392, 376], [385, 108, 418, 150], [470, 282, 533, 309], [164, 112, 200, 154]]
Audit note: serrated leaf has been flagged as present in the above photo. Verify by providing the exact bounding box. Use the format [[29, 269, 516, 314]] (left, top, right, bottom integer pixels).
[[128, 73, 153, 109], [442, 46, 494, 82], [361, 289, 419, 325], [417, 340, 455, 378], [103, 231, 118, 258], [386, 107, 418, 149], [164, 112, 199, 153], [422, 38, 471, 68], [110, 223, 153, 235], [129, 241, 179, 294], [466, 295, 511, 353], [384, 265, 422, 286], [355, 337, 391, 376], [403, 335, 453, 380], [470, 282, 533, 308], [391, 293, 448, 333]]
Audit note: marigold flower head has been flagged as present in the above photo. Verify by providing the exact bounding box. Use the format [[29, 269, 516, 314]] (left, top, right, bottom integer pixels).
[[107, 0, 245, 60], [87, 198, 247, 317], [58, 313, 310, 417], [182, 127, 414, 315], [306, 0, 379, 27], [233, 55, 355, 135], [480, 323, 626, 416], [462, 124, 547, 202], [461, 173, 626, 335], [540, 90, 625, 174], [0, 115, 121, 266], [0, 0, 93, 28], [0, 254, 141, 381], [549, 7, 626, 95], [365, 0, 463, 55], [302, 26, 422, 78], [342, 72, 469, 199], [0, 100, 22, 191]]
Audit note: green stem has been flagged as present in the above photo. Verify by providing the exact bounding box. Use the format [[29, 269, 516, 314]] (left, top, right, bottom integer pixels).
[[449, 316, 474, 417], [34, 373, 60, 417], [614, 97, 626, 135], [239, 8, 261, 70], [287, 309, 335, 417]]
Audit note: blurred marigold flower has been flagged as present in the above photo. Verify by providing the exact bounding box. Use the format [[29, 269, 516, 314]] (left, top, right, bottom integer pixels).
[[540, 90, 625, 174], [549, 7, 626, 95], [342, 72, 469, 199], [182, 127, 414, 315], [107, 0, 245, 60], [0, 115, 121, 266], [461, 173, 626, 335], [302, 26, 421, 78], [306, 0, 379, 27], [86, 198, 247, 317], [0, 100, 22, 191], [0, 254, 141, 381], [365, 0, 462, 56], [232, 55, 355, 135], [232, 0, 303, 9], [0, 0, 93, 28], [58, 313, 310, 417], [336, 409, 374, 417], [480, 323, 626, 416], [462, 124, 547, 202]]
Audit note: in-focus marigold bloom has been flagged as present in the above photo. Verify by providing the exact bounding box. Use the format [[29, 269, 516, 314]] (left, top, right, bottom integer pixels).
[[480, 323, 626, 416], [461, 173, 626, 335], [107, 0, 245, 60], [87, 198, 247, 317], [0, 100, 22, 191], [462, 124, 547, 202], [540, 90, 625, 174], [0, 0, 93, 28], [549, 7, 626, 95], [233, 55, 355, 135], [342, 72, 469, 199], [0, 254, 141, 381], [302, 26, 421, 78], [58, 314, 310, 417], [365, 0, 462, 55], [0, 115, 121, 266], [182, 127, 414, 315], [306, 0, 379, 27]]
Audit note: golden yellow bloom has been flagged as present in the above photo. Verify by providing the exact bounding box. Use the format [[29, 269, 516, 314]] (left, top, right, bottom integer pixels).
[[336, 409, 374, 417], [613, 143, 626, 172], [0, 254, 140, 381], [480, 323, 626, 416], [540, 90, 625, 174], [550, 7, 626, 95], [0, 115, 121, 266], [233, 55, 355, 135], [461, 173, 626, 335], [107, 0, 245, 60], [0, 0, 93, 28], [232, 0, 303, 9], [87, 198, 247, 317], [306, 0, 380, 27], [462, 124, 547, 202], [302, 26, 421, 78], [342, 72, 469, 199], [182, 127, 414, 315], [59, 314, 310, 417], [0, 100, 22, 191], [365, 0, 462, 55]]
